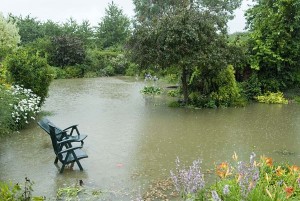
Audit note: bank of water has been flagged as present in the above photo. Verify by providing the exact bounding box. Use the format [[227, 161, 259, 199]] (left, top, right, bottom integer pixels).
[[1, 77, 300, 200]]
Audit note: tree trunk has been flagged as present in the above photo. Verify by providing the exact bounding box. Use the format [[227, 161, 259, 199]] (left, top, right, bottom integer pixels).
[[181, 67, 189, 105]]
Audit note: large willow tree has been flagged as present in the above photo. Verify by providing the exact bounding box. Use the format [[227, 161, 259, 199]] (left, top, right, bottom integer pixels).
[[128, 0, 242, 104]]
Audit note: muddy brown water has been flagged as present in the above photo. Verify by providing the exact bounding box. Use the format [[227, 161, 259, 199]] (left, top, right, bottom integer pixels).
[[1, 77, 300, 200]]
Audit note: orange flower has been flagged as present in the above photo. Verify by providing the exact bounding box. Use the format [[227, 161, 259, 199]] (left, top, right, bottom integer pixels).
[[216, 162, 231, 179], [275, 166, 285, 177], [265, 157, 273, 167], [289, 165, 300, 174], [285, 187, 294, 198]]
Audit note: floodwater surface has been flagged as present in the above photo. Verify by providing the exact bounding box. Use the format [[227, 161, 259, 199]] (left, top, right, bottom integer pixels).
[[1, 77, 300, 200]]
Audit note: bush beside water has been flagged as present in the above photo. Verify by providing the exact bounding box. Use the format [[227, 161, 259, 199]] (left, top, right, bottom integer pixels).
[[0, 84, 41, 134]]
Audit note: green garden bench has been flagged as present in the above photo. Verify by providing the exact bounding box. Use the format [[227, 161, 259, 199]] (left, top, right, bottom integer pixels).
[[48, 123, 88, 173], [37, 118, 87, 146]]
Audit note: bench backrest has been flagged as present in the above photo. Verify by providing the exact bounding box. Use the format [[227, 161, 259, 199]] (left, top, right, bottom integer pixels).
[[38, 118, 64, 140]]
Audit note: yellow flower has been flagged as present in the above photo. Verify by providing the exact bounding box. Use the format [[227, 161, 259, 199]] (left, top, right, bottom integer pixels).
[[232, 152, 238, 161], [275, 166, 285, 177]]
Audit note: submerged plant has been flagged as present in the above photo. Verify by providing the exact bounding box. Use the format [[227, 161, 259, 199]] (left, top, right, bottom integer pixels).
[[255, 91, 288, 104], [140, 86, 162, 95]]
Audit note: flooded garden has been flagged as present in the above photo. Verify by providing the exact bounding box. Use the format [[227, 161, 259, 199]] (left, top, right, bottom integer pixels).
[[1, 77, 300, 200]]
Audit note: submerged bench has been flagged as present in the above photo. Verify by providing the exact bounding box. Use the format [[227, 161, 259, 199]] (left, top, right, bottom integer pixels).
[[37, 118, 88, 173], [37, 118, 87, 146], [48, 123, 88, 173]]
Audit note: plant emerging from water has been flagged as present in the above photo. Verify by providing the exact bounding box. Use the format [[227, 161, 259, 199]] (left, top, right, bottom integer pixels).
[[141, 73, 162, 96], [0, 177, 44, 201], [255, 91, 288, 104]]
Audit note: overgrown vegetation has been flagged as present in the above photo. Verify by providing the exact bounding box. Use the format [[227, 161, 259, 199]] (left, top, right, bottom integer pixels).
[[1, 0, 299, 110], [0, 177, 44, 201], [169, 153, 300, 201], [256, 92, 288, 104]]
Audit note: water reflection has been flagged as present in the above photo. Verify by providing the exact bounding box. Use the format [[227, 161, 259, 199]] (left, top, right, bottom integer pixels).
[[1, 77, 300, 199]]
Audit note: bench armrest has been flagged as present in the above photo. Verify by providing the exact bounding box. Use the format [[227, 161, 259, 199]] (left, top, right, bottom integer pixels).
[[58, 146, 83, 154]]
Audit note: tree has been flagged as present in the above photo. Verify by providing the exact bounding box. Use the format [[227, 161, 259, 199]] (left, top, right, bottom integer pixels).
[[245, 0, 300, 91], [96, 2, 131, 48], [10, 15, 44, 45], [48, 35, 86, 67], [5, 47, 53, 104], [0, 13, 20, 61], [41, 20, 63, 38], [129, 0, 242, 104]]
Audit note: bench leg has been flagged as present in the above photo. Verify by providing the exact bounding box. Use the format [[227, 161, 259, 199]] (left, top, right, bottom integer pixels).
[[54, 157, 58, 164]]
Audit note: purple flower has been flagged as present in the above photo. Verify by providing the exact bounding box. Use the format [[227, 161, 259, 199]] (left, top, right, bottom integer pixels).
[[211, 190, 222, 201], [223, 184, 230, 195], [170, 157, 205, 196], [237, 153, 260, 197]]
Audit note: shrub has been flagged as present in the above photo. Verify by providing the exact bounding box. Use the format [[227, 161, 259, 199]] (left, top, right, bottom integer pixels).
[[0, 85, 41, 132], [125, 63, 139, 76], [167, 89, 180, 97], [0, 84, 15, 135], [241, 74, 262, 100], [255, 91, 288, 104], [5, 48, 53, 104], [210, 65, 241, 107], [10, 85, 41, 130], [48, 35, 86, 67]]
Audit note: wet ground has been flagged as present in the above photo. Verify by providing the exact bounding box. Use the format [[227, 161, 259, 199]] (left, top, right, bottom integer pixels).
[[1, 77, 300, 200]]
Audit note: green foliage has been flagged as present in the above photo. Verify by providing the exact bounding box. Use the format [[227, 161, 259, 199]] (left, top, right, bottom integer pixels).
[[167, 89, 180, 97], [96, 2, 131, 48], [0, 84, 15, 135], [210, 65, 241, 107], [125, 63, 139, 76], [168, 101, 181, 108], [165, 73, 179, 84], [171, 153, 300, 201], [5, 48, 53, 104], [0, 13, 20, 61], [11, 15, 44, 45], [56, 184, 102, 200], [245, 0, 300, 90], [255, 91, 288, 104], [0, 84, 42, 133], [51, 65, 84, 79], [61, 18, 95, 48], [130, 0, 242, 104], [240, 74, 262, 100], [48, 35, 86, 67], [85, 49, 131, 76], [0, 178, 43, 201], [141, 86, 162, 96], [57, 186, 82, 199], [0, 181, 22, 200], [188, 92, 216, 108]]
